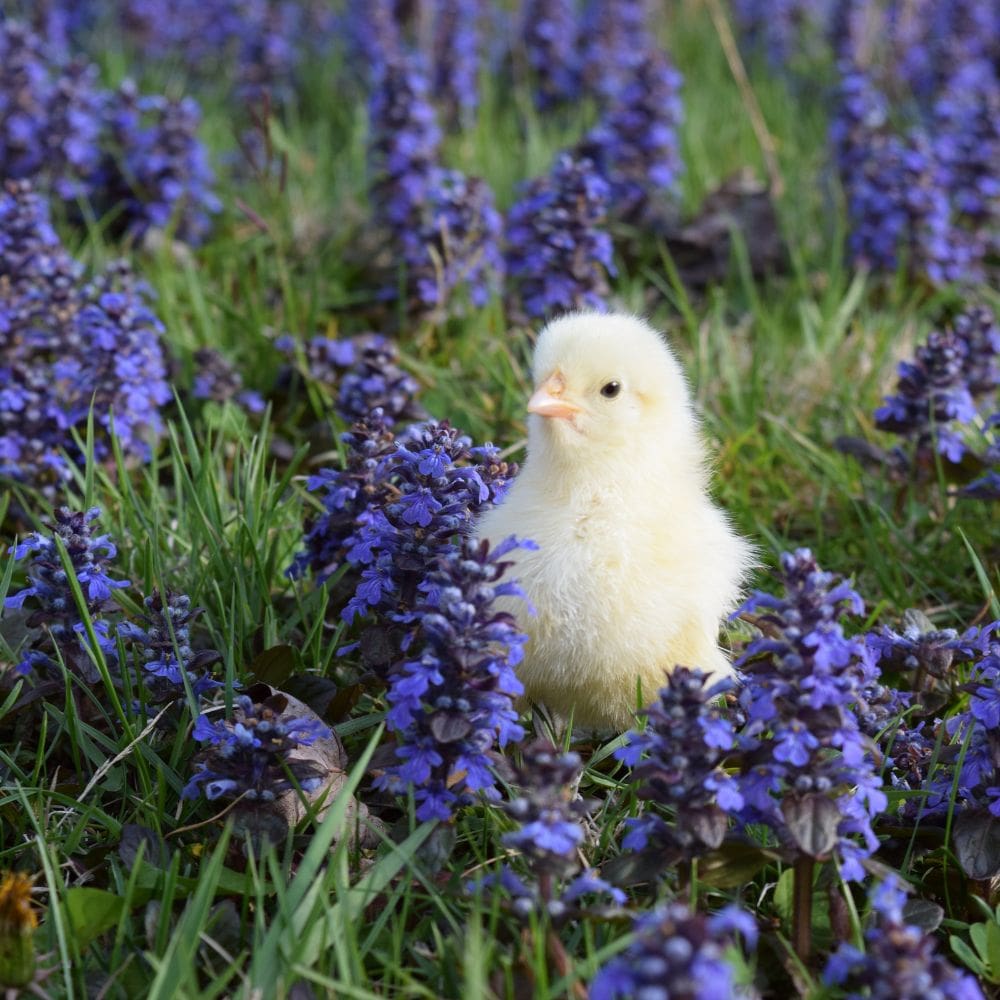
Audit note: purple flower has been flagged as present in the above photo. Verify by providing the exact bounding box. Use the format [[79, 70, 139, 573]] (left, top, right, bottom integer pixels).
[[0, 20, 219, 244], [518, 0, 579, 109], [342, 0, 403, 82], [95, 81, 220, 245], [933, 62, 1000, 276], [0, 181, 171, 492], [117, 590, 223, 703], [505, 154, 614, 321], [429, 0, 480, 127], [577, 48, 684, 224], [501, 741, 589, 879], [404, 168, 505, 316], [289, 410, 399, 583], [578, 0, 650, 103], [616, 667, 741, 859], [960, 409, 1000, 500], [823, 876, 985, 999], [919, 633, 1000, 818], [191, 348, 264, 415], [278, 332, 426, 428], [117, 0, 334, 103], [365, 44, 502, 320], [874, 310, 999, 469], [183, 694, 331, 803], [4, 506, 128, 681], [867, 609, 992, 678], [368, 53, 441, 231], [0, 21, 101, 193], [830, 9, 1000, 287], [852, 612, 1000, 817], [473, 738, 624, 918], [590, 902, 757, 1000], [374, 537, 531, 821], [295, 415, 515, 629], [831, 60, 968, 284], [732, 549, 886, 878], [733, 0, 832, 68], [953, 308, 1000, 397]]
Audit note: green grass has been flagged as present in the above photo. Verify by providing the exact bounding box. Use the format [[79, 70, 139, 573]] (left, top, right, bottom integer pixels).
[[2, 3, 999, 998]]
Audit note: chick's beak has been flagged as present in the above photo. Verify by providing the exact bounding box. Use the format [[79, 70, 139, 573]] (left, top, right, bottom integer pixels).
[[527, 372, 580, 420]]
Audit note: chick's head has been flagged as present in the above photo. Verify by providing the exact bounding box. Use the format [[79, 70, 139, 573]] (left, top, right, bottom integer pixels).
[[527, 312, 697, 468]]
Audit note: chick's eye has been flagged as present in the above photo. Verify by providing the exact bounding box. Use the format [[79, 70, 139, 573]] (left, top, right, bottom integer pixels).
[[600, 380, 621, 399]]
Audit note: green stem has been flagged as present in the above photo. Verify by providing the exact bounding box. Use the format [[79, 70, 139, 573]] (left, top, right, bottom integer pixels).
[[793, 855, 814, 964]]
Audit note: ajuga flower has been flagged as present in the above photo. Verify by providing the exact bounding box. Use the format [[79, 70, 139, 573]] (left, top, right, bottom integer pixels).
[[0, 21, 52, 180], [502, 740, 588, 880], [860, 613, 996, 816], [289, 409, 398, 583], [366, 54, 499, 316], [183, 694, 331, 803], [375, 537, 530, 821], [933, 62, 1000, 274], [616, 667, 742, 859], [429, 0, 480, 126], [0, 20, 101, 196], [0, 180, 170, 491], [875, 329, 975, 462], [192, 348, 265, 414], [875, 309, 999, 465], [474, 739, 624, 917], [405, 168, 504, 315], [953, 307, 1000, 396], [960, 411, 1000, 500], [96, 81, 220, 244], [367, 53, 441, 231], [340, 419, 515, 624], [116, 591, 223, 702], [578, 0, 650, 103], [119, 0, 334, 102], [292, 412, 514, 612], [590, 902, 758, 1000], [4, 507, 127, 680], [336, 334, 425, 424], [577, 49, 684, 223], [830, 62, 964, 284], [43, 57, 104, 202], [924, 630, 1000, 818], [824, 877, 985, 1000], [337, 333, 426, 425], [343, 0, 403, 82], [277, 333, 425, 428], [72, 263, 173, 453], [866, 609, 992, 683], [733, 549, 886, 880], [518, 0, 579, 108], [732, 0, 831, 68], [0, 23, 218, 244], [366, 49, 501, 317], [505, 154, 614, 320]]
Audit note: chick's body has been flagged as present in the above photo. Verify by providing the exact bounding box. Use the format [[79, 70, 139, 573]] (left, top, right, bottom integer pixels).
[[476, 312, 753, 731]]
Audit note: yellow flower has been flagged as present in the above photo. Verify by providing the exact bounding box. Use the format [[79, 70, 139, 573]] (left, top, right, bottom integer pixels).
[[0, 871, 38, 988]]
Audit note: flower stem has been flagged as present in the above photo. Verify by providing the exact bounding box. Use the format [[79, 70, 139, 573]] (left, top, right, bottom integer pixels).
[[538, 872, 552, 905], [793, 855, 814, 963]]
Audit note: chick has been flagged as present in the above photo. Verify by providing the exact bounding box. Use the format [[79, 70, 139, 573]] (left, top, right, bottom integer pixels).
[[475, 311, 754, 731]]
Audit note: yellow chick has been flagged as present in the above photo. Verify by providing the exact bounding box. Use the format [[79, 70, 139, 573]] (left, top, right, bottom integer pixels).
[[475, 311, 754, 731]]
